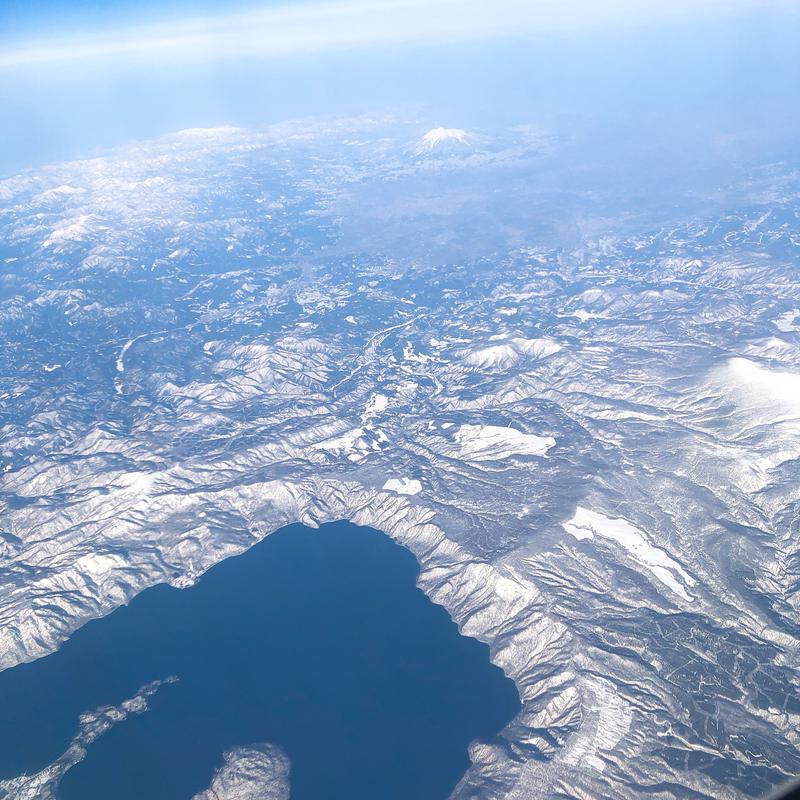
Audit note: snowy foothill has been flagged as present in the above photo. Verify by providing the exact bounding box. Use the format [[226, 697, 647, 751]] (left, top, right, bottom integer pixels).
[[710, 357, 800, 427], [463, 337, 561, 370]]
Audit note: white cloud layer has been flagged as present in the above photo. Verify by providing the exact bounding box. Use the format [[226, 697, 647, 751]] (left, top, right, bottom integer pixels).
[[0, 0, 792, 70]]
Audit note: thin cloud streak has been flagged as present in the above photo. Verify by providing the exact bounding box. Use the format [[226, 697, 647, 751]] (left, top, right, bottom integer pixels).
[[0, 0, 790, 70]]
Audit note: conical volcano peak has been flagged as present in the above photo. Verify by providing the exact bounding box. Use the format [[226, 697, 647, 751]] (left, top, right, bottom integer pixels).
[[415, 127, 472, 154]]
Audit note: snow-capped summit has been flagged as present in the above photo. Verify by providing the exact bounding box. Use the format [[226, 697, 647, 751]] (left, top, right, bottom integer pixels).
[[414, 127, 472, 155]]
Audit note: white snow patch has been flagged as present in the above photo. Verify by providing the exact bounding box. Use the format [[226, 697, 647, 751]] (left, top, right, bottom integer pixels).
[[382, 477, 422, 496], [774, 309, 800, 332], [116, 333, 153, 374], [562, 507, 696, 601], [363, 393, 389, 417], [116, 340, 134, 373], [571, 309, 606, 323], [455, 424, 555, 461], [403, 343, 432, 363]]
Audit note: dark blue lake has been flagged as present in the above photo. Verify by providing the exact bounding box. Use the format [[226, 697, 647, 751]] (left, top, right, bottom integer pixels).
[[0, 521, 520, 799]]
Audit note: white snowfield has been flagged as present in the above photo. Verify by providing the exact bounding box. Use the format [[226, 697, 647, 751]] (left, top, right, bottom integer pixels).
[[562, 507, 697, 602], [455, 424, 555, 461], [363, 393, 389, 417], [382, 477, 422, 495]]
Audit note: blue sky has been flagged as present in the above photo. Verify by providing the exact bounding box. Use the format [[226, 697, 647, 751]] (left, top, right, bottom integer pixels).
[[2, 0, 795, 67], [0, 0, 273, 36], [1, 1, 798, 176]]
